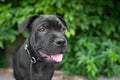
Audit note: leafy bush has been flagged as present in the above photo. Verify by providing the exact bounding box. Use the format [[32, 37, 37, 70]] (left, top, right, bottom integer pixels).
[[0, 0, 120, 80]]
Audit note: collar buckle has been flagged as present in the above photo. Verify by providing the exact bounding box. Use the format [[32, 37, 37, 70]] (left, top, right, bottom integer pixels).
[[31, 57, 36, 63]]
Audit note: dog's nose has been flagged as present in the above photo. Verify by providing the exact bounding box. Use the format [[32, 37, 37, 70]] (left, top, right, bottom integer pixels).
[[54, 38, 66, 47]]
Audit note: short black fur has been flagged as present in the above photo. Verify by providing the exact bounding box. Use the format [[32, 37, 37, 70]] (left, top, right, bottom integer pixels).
[[13, 15, 69, 80]]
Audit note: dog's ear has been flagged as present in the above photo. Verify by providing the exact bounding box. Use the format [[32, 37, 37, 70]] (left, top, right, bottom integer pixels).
[[18, 15, 39, 32], [56, 15, 70, 31]]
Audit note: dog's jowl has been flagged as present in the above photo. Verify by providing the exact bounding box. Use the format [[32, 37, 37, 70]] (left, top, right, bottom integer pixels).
[[13, 15, 69, 80]]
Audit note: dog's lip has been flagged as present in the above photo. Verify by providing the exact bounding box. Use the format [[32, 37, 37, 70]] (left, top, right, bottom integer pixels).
[[38, 50, 63, 62]]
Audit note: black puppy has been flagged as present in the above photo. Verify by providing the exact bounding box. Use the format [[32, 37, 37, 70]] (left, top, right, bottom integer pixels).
[[13, 15, 69, 80]]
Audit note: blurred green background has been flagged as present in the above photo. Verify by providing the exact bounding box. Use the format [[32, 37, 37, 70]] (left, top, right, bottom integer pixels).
[[0, 0, 120, 80]]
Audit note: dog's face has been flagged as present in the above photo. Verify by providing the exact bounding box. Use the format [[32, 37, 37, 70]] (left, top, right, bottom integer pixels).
[[18, 15, 69, 63]]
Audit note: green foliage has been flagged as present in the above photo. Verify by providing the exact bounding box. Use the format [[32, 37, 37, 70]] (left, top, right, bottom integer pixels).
[[0, 0, 120, 80]]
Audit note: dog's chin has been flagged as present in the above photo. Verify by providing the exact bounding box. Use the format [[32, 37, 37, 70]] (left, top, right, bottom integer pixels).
[[38, 50, 63, 63]]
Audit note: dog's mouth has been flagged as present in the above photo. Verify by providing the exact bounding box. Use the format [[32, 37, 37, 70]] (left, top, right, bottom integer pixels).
[[38, 50, 63, 62]]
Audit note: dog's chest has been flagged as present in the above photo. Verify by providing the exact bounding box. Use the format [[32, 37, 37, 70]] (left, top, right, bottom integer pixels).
[[32, 63, 54, 80]]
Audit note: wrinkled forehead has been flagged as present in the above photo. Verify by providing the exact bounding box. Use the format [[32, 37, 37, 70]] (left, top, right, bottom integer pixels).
[[31, 16, 64, 30]]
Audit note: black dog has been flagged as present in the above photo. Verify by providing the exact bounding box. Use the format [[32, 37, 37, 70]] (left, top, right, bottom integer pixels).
[[13, 15, 69, 80]]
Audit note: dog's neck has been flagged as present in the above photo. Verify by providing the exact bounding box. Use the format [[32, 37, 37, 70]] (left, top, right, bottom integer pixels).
[[24, 38, 43, 63], [24, 38, 54, 80], [25, 37, 55, 64]]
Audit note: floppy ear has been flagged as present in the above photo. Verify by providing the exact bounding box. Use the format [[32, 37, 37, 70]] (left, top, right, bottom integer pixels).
[[18, 15, 39, 32], [56, 15, 70, 31]]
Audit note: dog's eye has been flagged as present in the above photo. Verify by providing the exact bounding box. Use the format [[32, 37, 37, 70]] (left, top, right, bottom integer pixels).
[[60, 28, 65, 32], [38, 27, 46, 32]]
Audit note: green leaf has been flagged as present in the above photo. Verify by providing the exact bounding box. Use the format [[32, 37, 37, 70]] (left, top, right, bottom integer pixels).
[[0, 41, 3, 48], [9, 35, 16, 43], [22, 30, 29, 38]]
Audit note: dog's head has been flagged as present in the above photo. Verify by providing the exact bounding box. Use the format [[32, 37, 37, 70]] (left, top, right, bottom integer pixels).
[[18, 15, 69, 63]]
